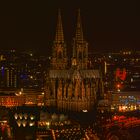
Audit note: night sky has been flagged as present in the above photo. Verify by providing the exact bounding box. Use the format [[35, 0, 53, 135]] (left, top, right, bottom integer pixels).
[[0, 0, 139, 55]]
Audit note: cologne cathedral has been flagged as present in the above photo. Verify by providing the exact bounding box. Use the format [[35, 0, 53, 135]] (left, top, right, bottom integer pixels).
[[45, 9, 104, 112]]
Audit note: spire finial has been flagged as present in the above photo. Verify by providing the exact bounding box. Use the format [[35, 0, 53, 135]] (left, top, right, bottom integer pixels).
[[75, 9, 84, 42], [55, 9, 64, 43]]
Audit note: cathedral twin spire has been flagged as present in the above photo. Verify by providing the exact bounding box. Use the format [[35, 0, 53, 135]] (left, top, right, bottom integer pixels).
[[52, 9, 88, 69], [54, 9, 84, 43], [55, 9, 64, 43], [75, 9, 84, 42]]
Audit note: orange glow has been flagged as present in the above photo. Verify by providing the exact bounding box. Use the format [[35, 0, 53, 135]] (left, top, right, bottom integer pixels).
[[116, 83, 122, 91], [113, 115, 118, 120], [116, 84, 121, 88]]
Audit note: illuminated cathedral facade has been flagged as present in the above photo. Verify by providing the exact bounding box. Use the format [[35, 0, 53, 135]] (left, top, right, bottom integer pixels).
[[45, 9, 103, 112]]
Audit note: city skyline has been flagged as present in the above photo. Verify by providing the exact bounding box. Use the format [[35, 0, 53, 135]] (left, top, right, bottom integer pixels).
[[0, 1, 140, 139], [0, 0, 139, 55]]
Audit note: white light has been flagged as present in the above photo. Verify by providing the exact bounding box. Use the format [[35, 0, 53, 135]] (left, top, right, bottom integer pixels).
[[122, 106, 126, 110], [131, 78, 133, 82], [117, 89, 120, 92], [82, 110, 88, 112], [30, 53, 33, 56], [30, 76, 33, 79], [29, 122, 35, 127], [15, 91, 23, 96]]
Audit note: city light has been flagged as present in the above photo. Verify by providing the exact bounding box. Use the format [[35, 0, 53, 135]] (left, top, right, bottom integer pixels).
[[0, 4, 139, 139]]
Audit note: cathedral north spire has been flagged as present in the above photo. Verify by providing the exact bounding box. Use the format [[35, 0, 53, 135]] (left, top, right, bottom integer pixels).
[[75, 9, 84, 42], [55, 9, 64, 43]]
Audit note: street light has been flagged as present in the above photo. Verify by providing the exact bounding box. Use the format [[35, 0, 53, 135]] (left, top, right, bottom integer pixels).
[[19, 113, 23, 120], [17, 120, 21, 127], [14, 113, 18, 120], [30, 115, 35, 120], [22, 120, 27, 127], [23, 113, 28, 120]]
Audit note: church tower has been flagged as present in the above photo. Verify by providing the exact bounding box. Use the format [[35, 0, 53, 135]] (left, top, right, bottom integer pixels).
[[51, 9, 67, 69], [72, 9, 88, 69]]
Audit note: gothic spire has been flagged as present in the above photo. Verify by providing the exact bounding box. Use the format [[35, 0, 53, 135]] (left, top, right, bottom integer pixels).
[[55, 9, 64, 43], [75, 9, 84, 42]]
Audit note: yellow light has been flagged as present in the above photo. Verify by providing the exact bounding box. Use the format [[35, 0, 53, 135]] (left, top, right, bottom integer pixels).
[[117, 89, 120, 92], [29, 122, 35, 127], [14, 113, 18, 120], [17, 120, 21, 127], [30, 115, 35, 120], [82, 110, 88, 112], [30, 53, 33, 56], [122, 106, 126, 111], [22, 120, 27, 127], [19, 113, 23, 120], [23, 114, 28, 120]]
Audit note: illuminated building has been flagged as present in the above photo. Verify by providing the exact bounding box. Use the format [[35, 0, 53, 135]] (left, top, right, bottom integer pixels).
[[45, 9, 103, 112], [0, 50, 46, 90], [111, 91, 140, 112], [0, 96, 25, 107], [0, 65, 17, 88], [0, 89, 44, 107]]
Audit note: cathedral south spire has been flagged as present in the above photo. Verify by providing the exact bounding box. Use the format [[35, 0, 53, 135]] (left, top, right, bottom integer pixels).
[[75, 9, 84, 42], [55, 9, 64, 43], [72, 9, 88, 69]]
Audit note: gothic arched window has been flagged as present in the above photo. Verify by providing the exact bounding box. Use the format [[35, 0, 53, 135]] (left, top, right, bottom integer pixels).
[[58, 51, 62, 59], [78, 51, 82, 59]]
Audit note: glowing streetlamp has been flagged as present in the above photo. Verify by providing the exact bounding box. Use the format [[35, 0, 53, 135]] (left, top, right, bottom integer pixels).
[[17, 120, 21, 127], [14, 113, 18, 120], [23, 113, 28, 120], [22, 120, 27, 127], [19, 113, 23, 120], [29, 122, 35, 127], [30, 115, 35, 120]]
